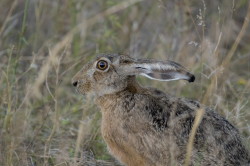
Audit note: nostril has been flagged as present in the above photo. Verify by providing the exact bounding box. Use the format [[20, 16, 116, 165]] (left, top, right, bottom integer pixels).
[[72, 81, 78, 87]]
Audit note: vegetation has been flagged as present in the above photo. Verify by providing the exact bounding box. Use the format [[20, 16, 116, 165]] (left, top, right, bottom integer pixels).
[[0, 0, 249, 165]]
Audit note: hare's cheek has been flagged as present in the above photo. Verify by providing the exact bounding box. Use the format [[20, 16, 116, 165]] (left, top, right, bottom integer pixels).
[[78, 81, 92, 94], [93, 71, 106, 82]]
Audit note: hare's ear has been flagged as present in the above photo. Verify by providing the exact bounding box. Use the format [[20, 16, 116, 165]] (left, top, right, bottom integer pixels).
[[120, 60, 195, 82]]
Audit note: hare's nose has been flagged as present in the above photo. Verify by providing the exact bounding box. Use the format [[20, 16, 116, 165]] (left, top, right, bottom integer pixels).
[[72, 81, 78, 87]]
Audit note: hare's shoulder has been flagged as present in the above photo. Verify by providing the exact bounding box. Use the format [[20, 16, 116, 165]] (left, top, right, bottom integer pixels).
[[119, 88, 198, 131], [141, 88, 241, 136], [144, 87, 200, 115], [119, 88, 239, 136]]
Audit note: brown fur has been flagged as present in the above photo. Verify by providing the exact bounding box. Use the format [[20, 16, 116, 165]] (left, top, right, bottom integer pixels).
[[72, 54, 250, 166]]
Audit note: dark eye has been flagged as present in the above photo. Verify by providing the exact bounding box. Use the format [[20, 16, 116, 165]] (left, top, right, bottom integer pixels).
[[97, 60, 108, 70]]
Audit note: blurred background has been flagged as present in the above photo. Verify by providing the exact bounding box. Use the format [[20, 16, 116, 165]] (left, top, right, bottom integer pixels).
[[0, 0, 250, 165]]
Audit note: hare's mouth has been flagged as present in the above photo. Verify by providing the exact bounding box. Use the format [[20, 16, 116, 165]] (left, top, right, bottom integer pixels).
[[75, 88, 80, 93], [74, 87, 85, 95]]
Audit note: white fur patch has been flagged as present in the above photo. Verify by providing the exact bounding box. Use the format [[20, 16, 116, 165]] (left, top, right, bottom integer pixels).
[[140, 73, 190, 81], [136, 63, 177, 72], [87, 69, 95, 76]]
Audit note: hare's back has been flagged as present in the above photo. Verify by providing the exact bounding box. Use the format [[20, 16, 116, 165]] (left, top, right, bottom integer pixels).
[[167, 97, 250, 165]]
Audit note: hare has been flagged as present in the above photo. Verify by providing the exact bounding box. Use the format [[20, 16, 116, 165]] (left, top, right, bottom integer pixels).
[[72, 53, 250, 166]]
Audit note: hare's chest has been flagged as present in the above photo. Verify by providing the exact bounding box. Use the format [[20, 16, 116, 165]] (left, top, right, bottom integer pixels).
[[101, 110, 124, 141], [101, 110, 147, 166]]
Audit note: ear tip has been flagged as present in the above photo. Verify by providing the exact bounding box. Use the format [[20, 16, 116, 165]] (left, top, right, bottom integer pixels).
[[188, 75, 195, 82]]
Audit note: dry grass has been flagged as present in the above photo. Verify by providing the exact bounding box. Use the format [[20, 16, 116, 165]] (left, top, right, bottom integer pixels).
[[0, 0, 250, 165]]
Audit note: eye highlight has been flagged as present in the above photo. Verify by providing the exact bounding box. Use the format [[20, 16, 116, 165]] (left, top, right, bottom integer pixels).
[[96, 60, 108, 70]]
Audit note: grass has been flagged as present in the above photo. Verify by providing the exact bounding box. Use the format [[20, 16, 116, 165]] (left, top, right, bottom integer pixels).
[[0, 0, 250, 165]]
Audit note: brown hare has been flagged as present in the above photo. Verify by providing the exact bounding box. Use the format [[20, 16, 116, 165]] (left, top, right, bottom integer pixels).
[[72, 53, 250, 166]]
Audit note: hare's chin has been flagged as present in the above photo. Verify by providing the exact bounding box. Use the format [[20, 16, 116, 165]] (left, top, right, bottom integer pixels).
[[74, 88, 84, 95]]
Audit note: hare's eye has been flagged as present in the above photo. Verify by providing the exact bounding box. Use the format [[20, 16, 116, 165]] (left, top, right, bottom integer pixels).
[[97, 60, 108, 70]]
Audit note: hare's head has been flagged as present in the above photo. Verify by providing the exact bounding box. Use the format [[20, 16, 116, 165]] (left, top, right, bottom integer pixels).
[[72, 54, 195, 96]]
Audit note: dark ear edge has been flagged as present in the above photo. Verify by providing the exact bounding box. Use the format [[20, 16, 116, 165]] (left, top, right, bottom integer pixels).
[[189, 75, 195, 82]]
